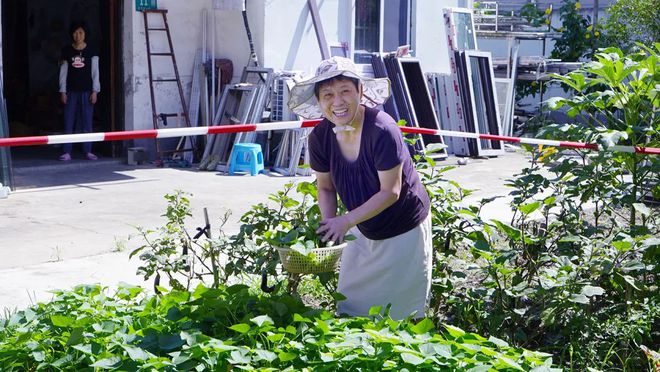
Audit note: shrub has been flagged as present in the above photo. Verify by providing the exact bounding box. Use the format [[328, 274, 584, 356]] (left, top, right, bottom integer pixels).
[[428, 45, 659, 370], [600, 0, 660, 53]]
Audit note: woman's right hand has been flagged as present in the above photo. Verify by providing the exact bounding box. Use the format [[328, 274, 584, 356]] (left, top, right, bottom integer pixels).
[[60, 93, 67, 105], [316, 215, 353, 244]]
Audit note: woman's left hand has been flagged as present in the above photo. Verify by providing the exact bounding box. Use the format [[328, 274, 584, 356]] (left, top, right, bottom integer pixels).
[[316, 215, 352, 244], [90, 92, 98, 104]]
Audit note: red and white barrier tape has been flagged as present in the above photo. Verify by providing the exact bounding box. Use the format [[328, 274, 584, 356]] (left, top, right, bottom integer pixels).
[[0, 120, 658, 155]]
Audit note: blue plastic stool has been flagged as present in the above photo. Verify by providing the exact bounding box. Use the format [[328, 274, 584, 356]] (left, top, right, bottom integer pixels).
[[228, 143, 264, 176]]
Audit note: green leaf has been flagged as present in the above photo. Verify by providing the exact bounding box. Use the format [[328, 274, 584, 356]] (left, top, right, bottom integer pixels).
[[444, 324, 466, 338], [559, 235, 581, 243], [51, 315, 75, 327], [331, 292, 347, 301], [401, 352, 425, 365], [410, 318, 435, 335], [546, 97, 567, 110], [267, 333, 285, 342], [272, 302, 288, 317], [368, 306, 383, 316], [569, 294, 589, 304], [633, 203, 651, 217], [467, 366, 492, 372], [250, 315, 274, 328], [254, 349, 277, 362], [51, 354, 75, 367], [123, 345, 151, 361], [320, 352, 335, 362], [640, 237, 660, 249], [278, 351, 297, 362], [158, 334, 185, 351], [90, 357, 122, 369], [66, 328, 84, 346], [497, 355, 524, 370], [31, 351, 45, 362], [229, 349, 251, 364], [315, 319, 330, 334], [425, 143, 447, 154], [492, 220, 522, 241], [488, 336, 509, 348], [293, 313, 311, 323], [519, 201, 541, 215], [613, 240, 632, 252], [513, 308, 528, 315], [581, 285, 605, 297], [619, 274, 641, 290], [622, 260, 645, 272], [229, 323, 251, 334], [72, 343, 95, 355]]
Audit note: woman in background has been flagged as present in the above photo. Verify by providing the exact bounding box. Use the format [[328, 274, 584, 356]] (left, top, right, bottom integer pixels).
[[58, 21, 99, 161]]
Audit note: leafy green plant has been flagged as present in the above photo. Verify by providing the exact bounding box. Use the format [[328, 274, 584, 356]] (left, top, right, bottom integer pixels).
[[546, 44, 660, 225], [600, 0, 660, 53], [551, 0, 599, 61], [519, 3, 552, 28], [0, 283, 558, 370], [409, 47, 659, 369], [129, 191, 232, 292], [434, 143, 659, 370]]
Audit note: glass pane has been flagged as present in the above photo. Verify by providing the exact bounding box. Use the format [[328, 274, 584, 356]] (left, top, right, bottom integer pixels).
[[354, 0, 380, 64], [383, 0, 410, 52], [469, 56, 491, 149], [451, 12, 476, 50]]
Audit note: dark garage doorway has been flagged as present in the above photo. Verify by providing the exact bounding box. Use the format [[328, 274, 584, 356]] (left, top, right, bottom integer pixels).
[[1, 0, 123, 165]]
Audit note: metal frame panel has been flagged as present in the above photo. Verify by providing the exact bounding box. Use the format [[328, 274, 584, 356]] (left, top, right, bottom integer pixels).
[[444, 7, 478, 50], [396, 58, 447, 159], [442, 8, 472, 156], [462, 50, 505, 157]]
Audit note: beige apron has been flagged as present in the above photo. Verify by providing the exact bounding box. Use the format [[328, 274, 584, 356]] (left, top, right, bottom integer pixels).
[[337, 214, 432, 320]]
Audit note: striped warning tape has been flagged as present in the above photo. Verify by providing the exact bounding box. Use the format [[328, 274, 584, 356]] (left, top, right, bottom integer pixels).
[[0, 120, 658, 155]]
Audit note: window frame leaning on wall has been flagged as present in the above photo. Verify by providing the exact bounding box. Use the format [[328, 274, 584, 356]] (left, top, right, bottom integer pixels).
[[351, 0, 413, 64], [460, 50, 505, 156]]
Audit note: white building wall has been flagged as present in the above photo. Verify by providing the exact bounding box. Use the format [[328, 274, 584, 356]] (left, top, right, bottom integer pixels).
[[122, 0, 263, 152], [263, 0, 345, 73]]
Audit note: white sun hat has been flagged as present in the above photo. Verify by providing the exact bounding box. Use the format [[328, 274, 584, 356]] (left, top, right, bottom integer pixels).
[[287, 56, 391, 119]]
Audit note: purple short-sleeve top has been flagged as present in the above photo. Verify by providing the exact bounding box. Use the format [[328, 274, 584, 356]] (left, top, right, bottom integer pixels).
[[308, 106, 430, 240]]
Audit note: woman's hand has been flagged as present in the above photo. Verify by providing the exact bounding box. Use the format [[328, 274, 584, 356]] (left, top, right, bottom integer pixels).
[[89, 91, 98, 104], [60, 93, 67, 105], [316, 215, 352, 244]]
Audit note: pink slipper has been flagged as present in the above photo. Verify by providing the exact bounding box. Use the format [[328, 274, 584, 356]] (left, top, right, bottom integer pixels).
[[86, 153, 98, 161], [59, 153, 71, 161]]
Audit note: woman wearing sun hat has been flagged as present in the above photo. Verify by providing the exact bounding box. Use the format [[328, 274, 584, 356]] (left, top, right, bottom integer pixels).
[[288, 57, 432, 320]]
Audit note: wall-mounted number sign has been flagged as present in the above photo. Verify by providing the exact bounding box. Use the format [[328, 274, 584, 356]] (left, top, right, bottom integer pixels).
[[136, 0, 157, 11]]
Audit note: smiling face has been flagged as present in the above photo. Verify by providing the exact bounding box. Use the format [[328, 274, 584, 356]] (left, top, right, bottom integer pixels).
[[316, 76, 363, 126], [72, 27, 86, 44]]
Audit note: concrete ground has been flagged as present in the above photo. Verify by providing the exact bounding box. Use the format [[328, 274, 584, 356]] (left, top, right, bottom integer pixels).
[[0, 151, 530, 312]]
